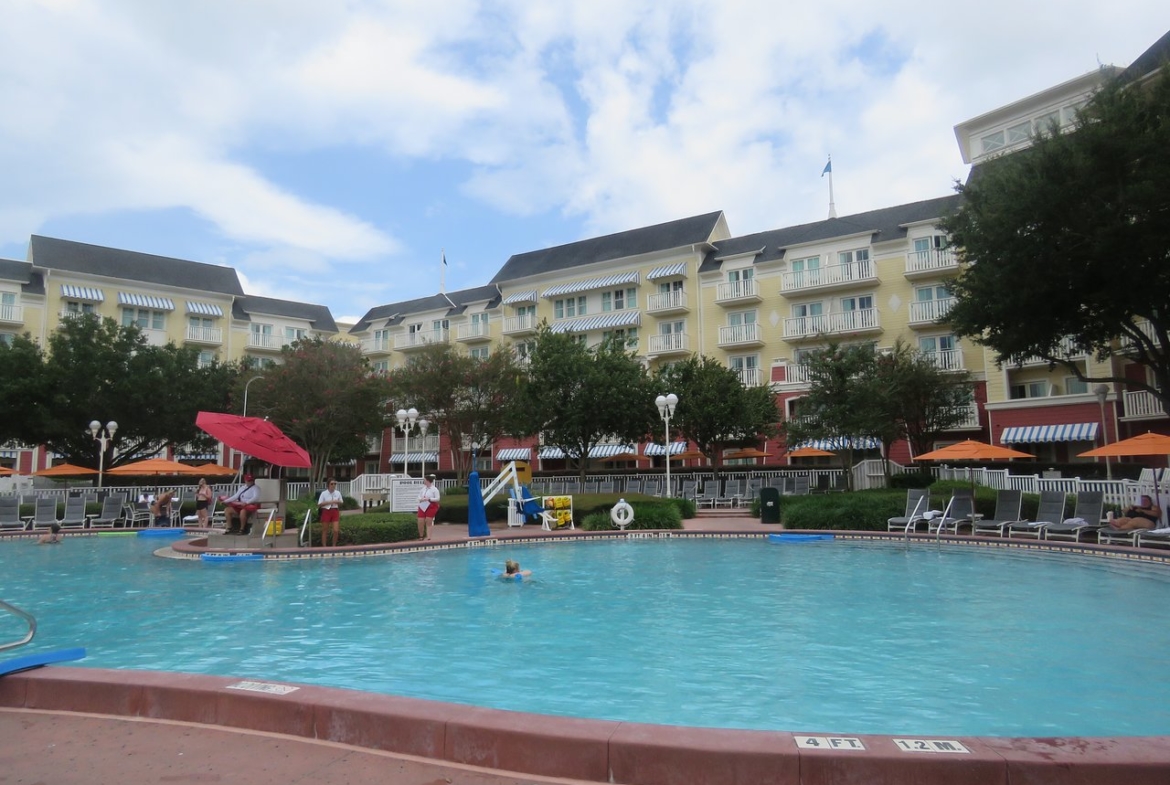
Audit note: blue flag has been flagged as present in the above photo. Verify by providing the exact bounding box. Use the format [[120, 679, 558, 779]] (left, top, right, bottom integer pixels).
[[821, 158, 832, 177]]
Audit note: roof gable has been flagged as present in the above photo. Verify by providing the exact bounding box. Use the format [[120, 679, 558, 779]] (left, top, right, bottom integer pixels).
[[238, 295, 338, 333]]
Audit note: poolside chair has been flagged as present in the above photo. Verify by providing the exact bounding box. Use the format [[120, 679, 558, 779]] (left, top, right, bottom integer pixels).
[[928, 490, 977, 535], [970, 489, 1024, 538], [887, 489, 930, 533], [746, 477, 763, 497], [1136, 527, 1170, 549], [59, 495, 89, 530], [1042, 491, 1106, 542], [792, 476, 811, 496], [89, 493, 126, 529], [28, 496, 60, 531], [679, 479, 697, 501], [599, 479, 615, 495], [564, 480, 582, 495], [584, 479, 599, 494], [1005, 490, 1067, 540], [694, 481, 718, 508], [625, 478, 643, 495], [642, 479, 662, 497], [0, 496, 24, 531], [716, 478, 743, 508]]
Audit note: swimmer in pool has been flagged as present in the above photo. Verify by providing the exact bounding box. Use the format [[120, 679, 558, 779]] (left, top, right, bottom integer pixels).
[[503, 559, 531, 578]]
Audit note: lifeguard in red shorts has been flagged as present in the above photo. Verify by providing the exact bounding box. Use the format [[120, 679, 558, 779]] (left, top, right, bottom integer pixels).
[[417, 475, 440, 540], [219, 474, 261, 535], [317, 478, 344, 547]]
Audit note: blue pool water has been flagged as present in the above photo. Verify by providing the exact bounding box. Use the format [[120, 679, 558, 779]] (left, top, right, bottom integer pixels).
[[2, 536, 1169, 737]]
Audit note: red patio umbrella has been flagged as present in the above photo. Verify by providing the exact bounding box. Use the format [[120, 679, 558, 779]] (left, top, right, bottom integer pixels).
[[195, 412, 311, 469]]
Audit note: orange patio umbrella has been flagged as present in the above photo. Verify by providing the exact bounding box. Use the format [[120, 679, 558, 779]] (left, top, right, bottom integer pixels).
[[727, 448, 770, 459], [601, 452, 641, 462], [32, 463, 99, 478], [194, 462, 237, 477], [0, 466, 14, 476], [914, 440, 1034, 462], [785, 446, 837, 459], [106, 458, 204, 476], [673, 450, 708, 462], [1078, 431, 1170, 458]]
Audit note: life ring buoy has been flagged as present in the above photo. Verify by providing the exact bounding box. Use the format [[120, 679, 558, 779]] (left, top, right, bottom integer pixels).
[[610, 499, 635, 529]]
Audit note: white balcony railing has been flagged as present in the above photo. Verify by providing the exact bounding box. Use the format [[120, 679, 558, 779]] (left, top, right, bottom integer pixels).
[[58, 308, 94, 322], [1122, 390, 1167, 420], [781, 364, 813, 385], [715, 279, 760, 303], [646, 290, 689, 313], [905, 247, 958, 275], [908, 298, 956, 325], [362, 336, 392, 354], [780, 260, 875, 293], [783, 308, 880, 339], [185, 325, 223, 344], [394, 329, 449, 350], [944, 403, 981, 430], [1012, 336, 1086, 366], [647, 333, 690, 355], [455, 322, 491, 341], [247, 333, 284, 351], [735, 367, 763, 387], [503, 313, 538, 334], [924, 348, 965, 371], [0, 303, 23, 323], [718, 323, 762, 347]]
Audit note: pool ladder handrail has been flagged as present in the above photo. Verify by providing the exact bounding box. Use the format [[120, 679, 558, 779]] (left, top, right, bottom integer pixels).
[[298, 508, 312, 547], [0, 599, 36, 654], [903, 495, 929, 542], [934, 496, 958, 547]]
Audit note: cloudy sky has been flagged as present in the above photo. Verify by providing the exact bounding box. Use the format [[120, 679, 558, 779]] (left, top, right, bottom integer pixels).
[[2, 1, 1166, 323]]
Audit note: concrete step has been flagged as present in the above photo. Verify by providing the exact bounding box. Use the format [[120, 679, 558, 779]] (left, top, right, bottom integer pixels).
[[206, 531, 300, 549], [694, 508, 756, 519]]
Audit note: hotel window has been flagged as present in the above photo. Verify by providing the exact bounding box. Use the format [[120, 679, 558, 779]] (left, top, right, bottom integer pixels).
[[980, 130, 1005, 154], [837, 249, 868, 270], [919, 334, 956, 354], [431, 319, 449, 333], [189, 316, 215, 331], [285, 327, 307, 342], [372, 360, 390, 373], [122, 307, 165, 330], [658, 280, 683, 294], [197, 350, 217, 368], [0, 333, 13, 346], [514, 341, 534, 360], [839, 294, 873, 311], [728, 309, 757, 328], [251, 323, 273, 337], [728, 268, 753, 283], [554, 296, 587, 319], [729, 354, 759, 384], [790, 256, 821, 286], [1009, 381, 1050, 399], [472, 312, 489, 329], [602, 327, 638, 349], [916, 284, 951, 302], [470, 346, 490, 360], [1006, 120, 1031, 145], [601, 287, 638, 312], [1033, 111, 1059, 134], [65, 301, 96, 315], [1065, 377, 1089, 395], [660, 320, 684, 336], [374, 328, 391, 344]]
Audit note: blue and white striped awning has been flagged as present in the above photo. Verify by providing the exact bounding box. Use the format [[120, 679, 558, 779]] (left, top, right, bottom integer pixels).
[[496, 448, 533, 461], [0, 450, 19, 459], [502, 290, 537, 305], [542, 272, 639, 299], [798, 437, 880, 451], [646, 262, 687, 280], [549, 310, 641, 334], [186, 301, 224, 317], [61, 285, 104, 302], [1001, 423, 1098, 444], [644, 442, 688, 456], [538, 444, 636, 459], [389, 452, 439, 463], [118, 293, 175, 310]]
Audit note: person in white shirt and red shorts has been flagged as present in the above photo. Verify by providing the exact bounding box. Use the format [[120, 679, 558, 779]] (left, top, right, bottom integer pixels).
[[417, 475, 440, 540], [317, 478, 344, 547]]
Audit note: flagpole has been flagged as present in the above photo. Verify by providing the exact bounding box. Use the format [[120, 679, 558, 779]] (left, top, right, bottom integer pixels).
[[826, 155, 837, 219]]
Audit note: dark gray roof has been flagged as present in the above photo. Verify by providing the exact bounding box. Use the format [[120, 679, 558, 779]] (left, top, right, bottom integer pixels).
[[1122, 29, 1170, 82], [350, 284, 501, 333], [699, 196, 962, 272], [28, 235, 245, 296], [238, 295, 338, 333], [0, 259, 46, 297], [490, 211, 725, 283]]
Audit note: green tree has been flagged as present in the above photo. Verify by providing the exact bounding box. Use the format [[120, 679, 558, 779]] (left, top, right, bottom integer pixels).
[[245, 338, 391, 483], [873, 340, 975, 467], [781, 342, 884, 491], [34, 315, 236, 467], [385, 343, 527, 480], [519, 328, 657, 482], [942, 66, 1170, 415], [0, 333, 51, 446], [653, 355, 779, 482]]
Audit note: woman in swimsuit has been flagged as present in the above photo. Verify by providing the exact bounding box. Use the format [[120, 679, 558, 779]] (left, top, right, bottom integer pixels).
[[1111, 495, 1162, 530]]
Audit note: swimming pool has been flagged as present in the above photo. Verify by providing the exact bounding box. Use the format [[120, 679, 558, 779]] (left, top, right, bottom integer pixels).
[[3, 535, 1169, 737]]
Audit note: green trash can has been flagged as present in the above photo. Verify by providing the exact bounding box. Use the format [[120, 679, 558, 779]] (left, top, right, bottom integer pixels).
[[759, 487, 781, 524]]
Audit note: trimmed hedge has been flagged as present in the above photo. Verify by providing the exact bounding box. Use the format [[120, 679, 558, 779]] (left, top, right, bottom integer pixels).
[[580, 500, 683, 531], [306, 513, 419, 546]]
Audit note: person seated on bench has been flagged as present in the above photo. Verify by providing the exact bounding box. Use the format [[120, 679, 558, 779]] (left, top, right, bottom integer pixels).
[[1111, 495, 1163, 531], [219, 474, 261, 535]]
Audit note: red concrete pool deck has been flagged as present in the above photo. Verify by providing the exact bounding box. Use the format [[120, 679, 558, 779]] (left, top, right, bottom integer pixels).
[[7, 515, 1170, 784]]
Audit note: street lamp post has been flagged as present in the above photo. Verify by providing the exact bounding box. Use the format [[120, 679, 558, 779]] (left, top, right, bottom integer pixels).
[[395, 408, 420, 478], [242, 375, 264, 417], [418, 419, 431, 479], [1095, 384, 1112, 480], [88, 420, 118, 489], [656, 393, 679, 498]]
